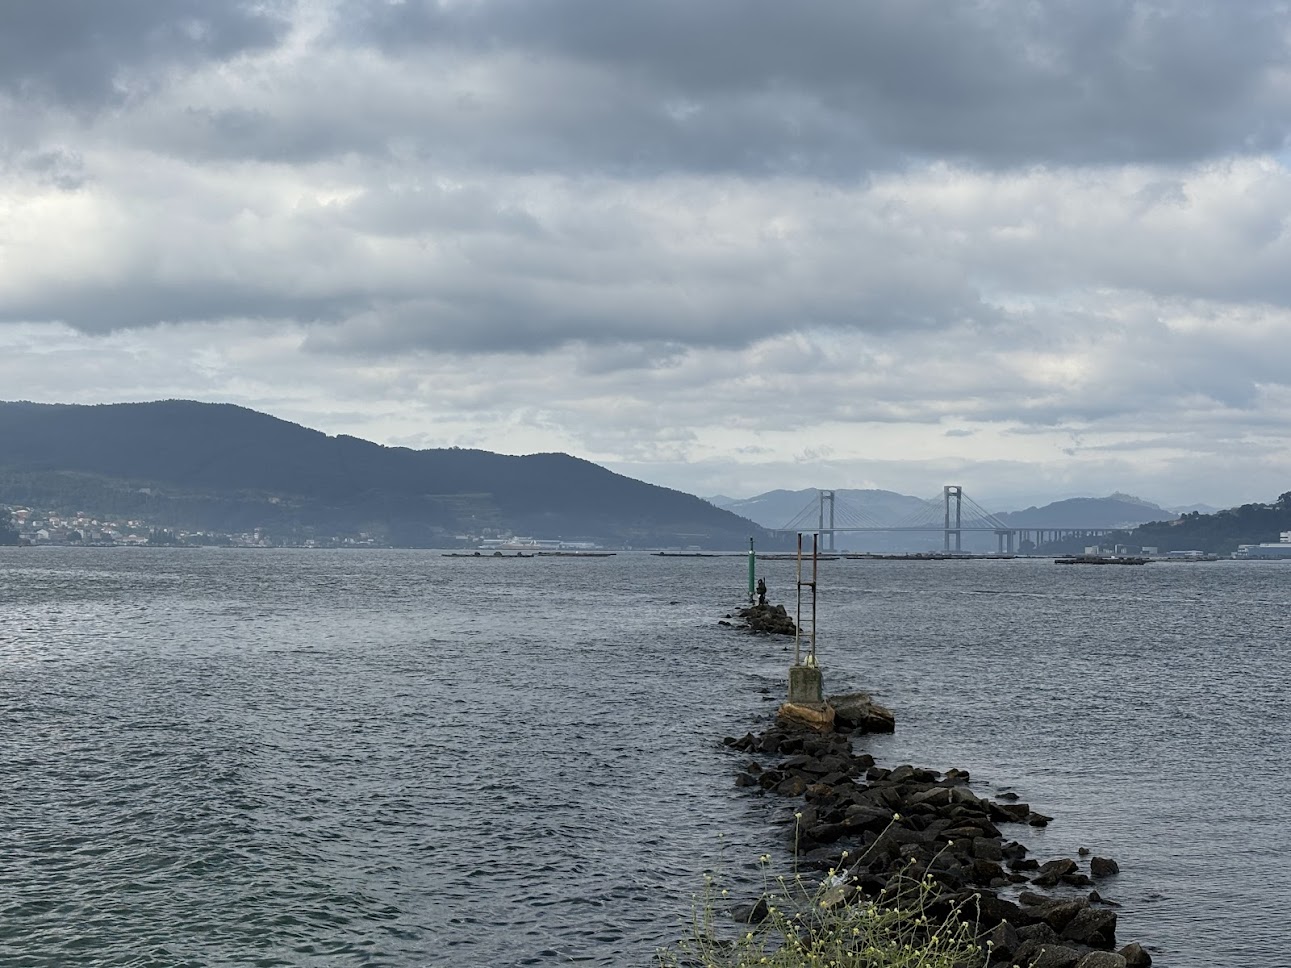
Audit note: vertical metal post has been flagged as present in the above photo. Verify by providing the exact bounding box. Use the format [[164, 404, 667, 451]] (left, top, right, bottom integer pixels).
[[809, 533, 818, 666], [794, 532, 803, 666], [794, 532, 818, 668], [747, 536, 755, 603]]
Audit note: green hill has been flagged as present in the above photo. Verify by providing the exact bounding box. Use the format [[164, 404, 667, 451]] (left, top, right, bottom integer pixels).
[[1040, 492, 1291, 555], [1118, 494, 1291, 554], [0, 400, 769, 549], [0, 508, 17, 545]]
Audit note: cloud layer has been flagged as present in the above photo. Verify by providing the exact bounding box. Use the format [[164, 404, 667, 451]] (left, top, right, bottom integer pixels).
[[3, 0, 1291, 508]]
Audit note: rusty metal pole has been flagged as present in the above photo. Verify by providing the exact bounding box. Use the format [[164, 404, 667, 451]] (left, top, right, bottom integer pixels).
[[794, 532, 803, 666], [810, 532, 818, 666]]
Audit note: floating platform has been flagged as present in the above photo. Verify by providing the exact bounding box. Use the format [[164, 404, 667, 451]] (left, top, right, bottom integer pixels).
[[443, 551, 534, 558], [1055, 555, 1150, 565], [842, 553, 1015, 561], [757, 553, 841, 561], [651, 552, 726, 557]]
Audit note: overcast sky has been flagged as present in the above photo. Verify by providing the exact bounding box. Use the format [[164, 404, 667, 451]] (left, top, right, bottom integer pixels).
[[3, 0, 1291, 510]]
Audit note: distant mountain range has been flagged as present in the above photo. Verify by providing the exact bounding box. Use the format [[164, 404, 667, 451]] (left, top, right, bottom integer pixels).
[[994, 492, 1176, 530], [709, 488, 1178, 532], [710, 487, 1291, 555], [0, 400, 772, 549], [3, 400, 1264, 554]]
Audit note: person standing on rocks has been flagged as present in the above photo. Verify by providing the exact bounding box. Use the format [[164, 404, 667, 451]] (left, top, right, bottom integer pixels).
[[756, 577, 767, 606]]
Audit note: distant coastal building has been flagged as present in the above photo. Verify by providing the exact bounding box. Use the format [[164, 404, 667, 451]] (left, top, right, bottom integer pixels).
[[1233, 533, 1291, 559]]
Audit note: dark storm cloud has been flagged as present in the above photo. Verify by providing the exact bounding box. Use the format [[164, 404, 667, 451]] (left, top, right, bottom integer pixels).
[[0, 0, 288, 107], [336, 0, 1291, 172]]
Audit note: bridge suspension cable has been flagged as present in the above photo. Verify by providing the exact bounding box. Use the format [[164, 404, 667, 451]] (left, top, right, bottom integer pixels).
[[783, 495, 826, 531], [770, 484, 1110, 555], [774, 486, 1019, 554], [780, 491, 892, 532], [889, 491, 1010, 532]]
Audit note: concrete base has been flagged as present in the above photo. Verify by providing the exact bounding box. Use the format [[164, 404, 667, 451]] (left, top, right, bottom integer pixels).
[[777, 701, 835, 733], [788, 664, 824, 705]]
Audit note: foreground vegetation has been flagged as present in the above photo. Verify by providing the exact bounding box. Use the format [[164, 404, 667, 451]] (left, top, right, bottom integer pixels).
[[659, 847, 987, 968]]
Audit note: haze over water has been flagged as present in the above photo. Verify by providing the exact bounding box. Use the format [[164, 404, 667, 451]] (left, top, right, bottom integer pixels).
[[1, 549, 1287, 967]]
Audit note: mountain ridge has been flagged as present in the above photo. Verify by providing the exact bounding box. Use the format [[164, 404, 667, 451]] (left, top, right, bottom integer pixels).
[[712, 487, 1180, 531], [0, 400, 771, 549]]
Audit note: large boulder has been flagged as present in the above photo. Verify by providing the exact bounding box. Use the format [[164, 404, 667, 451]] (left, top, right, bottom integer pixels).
[[967, 891, 1026, 929], [1032, 858, 1080, 887], [1023, 896, 1088, 932], [985, 919, 1021, 960], [828, 692, 896, 733], [1118, 942, 1152, 967], [1091, 856, 1120, 878], [1062, 908, 1118, 949], [1018, 922, 1063, 947]]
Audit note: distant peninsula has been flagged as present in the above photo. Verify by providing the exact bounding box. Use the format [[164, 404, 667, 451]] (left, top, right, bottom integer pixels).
[[0, 400, 773, 550]]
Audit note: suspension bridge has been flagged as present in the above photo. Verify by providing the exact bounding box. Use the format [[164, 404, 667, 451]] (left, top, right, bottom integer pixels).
[[772, 487, 1111, 554]]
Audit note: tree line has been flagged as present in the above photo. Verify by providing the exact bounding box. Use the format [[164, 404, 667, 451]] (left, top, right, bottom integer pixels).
[[0, 508, 18, 545], [1042, 491, 1291, 554]]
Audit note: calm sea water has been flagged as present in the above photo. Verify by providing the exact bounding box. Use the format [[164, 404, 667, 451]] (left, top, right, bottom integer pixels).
[[1, 550, 1287, 967]]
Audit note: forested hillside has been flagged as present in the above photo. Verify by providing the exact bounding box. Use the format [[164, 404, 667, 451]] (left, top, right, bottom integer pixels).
[[1043, 493, 1291, 554], [1123, 494, 1291, 553], [0, 401, 769, 548], [0, 508, 17, 545]]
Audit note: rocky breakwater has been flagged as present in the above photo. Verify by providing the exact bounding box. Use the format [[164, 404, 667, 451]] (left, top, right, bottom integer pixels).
[[720, 603, 798, 636], [723, 714, 1151, 968]]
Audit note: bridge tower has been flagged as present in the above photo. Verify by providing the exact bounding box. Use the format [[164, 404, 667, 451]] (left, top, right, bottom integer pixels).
[[944, 485, 962, 552], [818, 490, 836, 552]]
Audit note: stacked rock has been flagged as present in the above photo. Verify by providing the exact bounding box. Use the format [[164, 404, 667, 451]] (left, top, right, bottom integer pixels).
[[720, 603, 799, 635], [723, 721, 1150, 968]]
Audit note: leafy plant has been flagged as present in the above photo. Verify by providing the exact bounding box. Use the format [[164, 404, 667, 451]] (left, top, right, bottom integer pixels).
[[659, 826, 988, 968]]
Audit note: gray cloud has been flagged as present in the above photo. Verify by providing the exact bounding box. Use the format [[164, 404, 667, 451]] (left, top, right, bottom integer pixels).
[[335, 0, 1291, 171], [18, 0, 1278, 176], [0, 1, 288, 108], [3, 1, 1291, 509], [1, 148, 88, 190]]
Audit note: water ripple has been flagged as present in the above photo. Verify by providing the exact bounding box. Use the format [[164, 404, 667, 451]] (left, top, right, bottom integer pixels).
[[1, 550, 1288, 966]]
